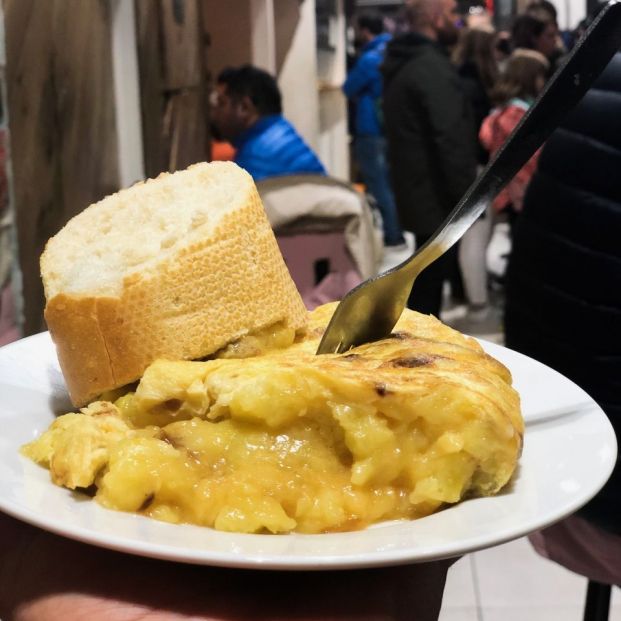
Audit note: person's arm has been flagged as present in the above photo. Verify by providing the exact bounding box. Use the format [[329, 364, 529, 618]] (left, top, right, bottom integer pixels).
[[343, 55, 374, 99], [0, 512, 455, 621], [495, 106, 539, 212], [479, 112, 496, 153]]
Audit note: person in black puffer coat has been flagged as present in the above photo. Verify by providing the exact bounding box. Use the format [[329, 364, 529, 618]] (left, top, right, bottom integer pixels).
[[504, 52, 621, 572], [382, 0, 477, 317]]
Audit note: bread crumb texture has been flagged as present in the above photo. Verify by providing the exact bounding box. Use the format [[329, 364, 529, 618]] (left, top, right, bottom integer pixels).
[[41, 162, 308, 405]]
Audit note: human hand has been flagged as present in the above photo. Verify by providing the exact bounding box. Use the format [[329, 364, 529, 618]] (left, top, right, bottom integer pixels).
[[0, 512, 454, 621]]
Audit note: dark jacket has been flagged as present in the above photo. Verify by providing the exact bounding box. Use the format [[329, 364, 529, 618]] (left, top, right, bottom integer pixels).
[[233, 114, 326, 182], [457, 61, 492, 165], [505, 53, 621, 535], [382, 33, 477, 236], [343, 33, 391, 136]]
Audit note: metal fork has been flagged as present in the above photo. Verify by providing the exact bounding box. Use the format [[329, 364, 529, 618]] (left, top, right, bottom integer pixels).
[[317, 0, 621, 355]]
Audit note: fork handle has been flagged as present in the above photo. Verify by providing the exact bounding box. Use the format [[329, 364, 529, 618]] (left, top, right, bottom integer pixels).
[[406, 0, 621, 274]]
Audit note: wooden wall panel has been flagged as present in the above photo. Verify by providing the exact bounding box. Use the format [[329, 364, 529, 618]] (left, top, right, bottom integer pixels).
[[135, 0, 210, 179], [274, 0, 302, 75], [199, 0, 253, 80], [134, 0, 168, 178], [4, 0, 119, 335], [160, 0, 202, 90]]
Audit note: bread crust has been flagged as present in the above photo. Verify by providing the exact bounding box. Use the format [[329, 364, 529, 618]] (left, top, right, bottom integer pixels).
[[44, 185, 308, 406]]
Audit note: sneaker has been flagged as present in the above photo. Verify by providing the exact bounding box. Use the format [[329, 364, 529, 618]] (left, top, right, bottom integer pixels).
[[446, 304, 503, 339], [379, 231, 415, 273], [467, 304, 491, 322]]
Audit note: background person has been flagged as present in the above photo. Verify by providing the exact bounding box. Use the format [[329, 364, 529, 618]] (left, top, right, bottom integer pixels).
[[382, 0, 477, 317], [510, 13, 560, 72], [343, 14, 412, 269], [479, 49, 549, 238], [451, 26, 500, 329], [211, 65, 326, 182], [453, 27, 498, 166], [524, 0, 570, 53]]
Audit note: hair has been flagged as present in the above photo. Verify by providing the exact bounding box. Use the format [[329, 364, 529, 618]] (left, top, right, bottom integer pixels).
[[405, 0, 442, 31], [495, 31, 512, 58], [217, 65, 282, 116], [491, 49, 549, 105], [511, 14, 549, 50], [357, 13, 384, 35], [525, 0, 558, 24], [452, 27, 499, 92]]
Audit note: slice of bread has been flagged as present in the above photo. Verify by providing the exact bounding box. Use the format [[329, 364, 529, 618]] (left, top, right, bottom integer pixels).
[[41, 161, 308, 406]]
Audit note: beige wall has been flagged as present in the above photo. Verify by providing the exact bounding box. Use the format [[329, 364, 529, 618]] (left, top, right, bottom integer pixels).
[[110, 0, 144, 188], [276, 0, 320, 151], [555, 0, 586, 30], [316, 0, 348, 180]]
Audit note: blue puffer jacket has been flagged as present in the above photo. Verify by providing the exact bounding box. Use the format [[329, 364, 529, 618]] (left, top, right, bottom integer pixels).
[[233, 115, 326, 182], [343, 33, 391, 136]]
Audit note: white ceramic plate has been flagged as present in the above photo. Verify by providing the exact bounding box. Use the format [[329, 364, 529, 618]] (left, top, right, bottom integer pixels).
[[0, 333, 616, 570]]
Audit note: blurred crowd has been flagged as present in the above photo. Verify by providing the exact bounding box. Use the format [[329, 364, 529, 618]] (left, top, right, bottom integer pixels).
[[208, 0, 606, 326], [342, 0, 621, 598], [344, 0, 582, 324], [209, 2, 621, 597]]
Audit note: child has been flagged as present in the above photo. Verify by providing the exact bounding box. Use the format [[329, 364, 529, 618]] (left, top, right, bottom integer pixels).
[[480, 49, 549, 225]]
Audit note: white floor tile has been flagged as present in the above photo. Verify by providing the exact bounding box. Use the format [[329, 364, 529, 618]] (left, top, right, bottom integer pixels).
[[441, 555, 478, 608], [438, 607, 479, 621], [473, 536, 588, 608], [482, 605, 583, 621], [484, 605, 621, 621]]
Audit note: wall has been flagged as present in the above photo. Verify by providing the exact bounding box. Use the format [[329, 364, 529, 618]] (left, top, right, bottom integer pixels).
[[201, 0, 253, 80], [111, 0, 144, 188], [4, 0, 120, 335], [135, 0, 211, 178], [0, 0, 21, 344], [276, 0, 321, 151], [555, 0, 586, 30], [316, 0, 349, 180]]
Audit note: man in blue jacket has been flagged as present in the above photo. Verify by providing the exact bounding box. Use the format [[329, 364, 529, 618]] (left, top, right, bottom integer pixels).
[[343, 14, 409, 264], [211, 65, 325, 182]]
